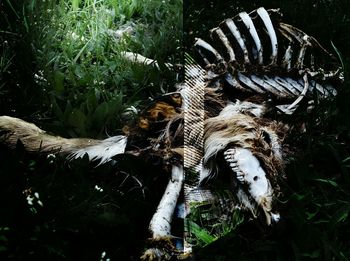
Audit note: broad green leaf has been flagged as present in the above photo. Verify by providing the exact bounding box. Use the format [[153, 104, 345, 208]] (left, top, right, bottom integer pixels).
[[187, 220, 216, 245]]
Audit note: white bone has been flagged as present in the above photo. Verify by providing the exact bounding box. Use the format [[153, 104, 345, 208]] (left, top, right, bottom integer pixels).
[[149, 165, 184, 238], [309, 80, 336, 97], [310, 53, 315, 70], [194, 38, 224, 65], [239, 12, 263, 64], [225, 18, 250, 64], [296, 36, 312, 69], [250, 75, 281, 96], [274, 76, 301, 96], [121, 51, 173, 70], [279, 23, 306, 45], [226, 147, 277, 225], [224, 73, 248, 92], [229, 148, 271, 199], [285, 77, 304, 93], [237, 72, 265, 94], [286, 73, 309, 112], [263, 75, 292, 98], [212, 27, 236, 63], [257, 7, 278, 65], [282, 45, 293, 70]]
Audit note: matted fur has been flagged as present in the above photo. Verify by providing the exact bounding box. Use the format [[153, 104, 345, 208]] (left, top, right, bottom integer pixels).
[[0, 116, 127, 164]]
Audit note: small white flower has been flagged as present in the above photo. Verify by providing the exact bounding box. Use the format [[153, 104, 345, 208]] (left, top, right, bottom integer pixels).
[[95, 185, 103, 192], [26, 195, 34, 205]]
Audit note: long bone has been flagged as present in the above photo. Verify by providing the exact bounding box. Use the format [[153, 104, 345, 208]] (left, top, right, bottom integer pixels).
[[250, 75, 282, 97], [274, 76, 301, 96], [236, 72, 266, 94], [149, 165, 184, 238], [285, 73, 309, 112], [121, 51, 174, 70]]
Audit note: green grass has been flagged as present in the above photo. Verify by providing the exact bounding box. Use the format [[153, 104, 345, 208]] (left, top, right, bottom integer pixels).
[[2, 0, 350, 260], [1, 0, 182, 137], [0, 1, 182, 257]]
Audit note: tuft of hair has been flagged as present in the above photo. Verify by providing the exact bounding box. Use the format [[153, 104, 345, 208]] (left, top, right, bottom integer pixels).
[[200, 104, 286, 183], [68, 135, 127, 165], [0, 116, 127, 165]]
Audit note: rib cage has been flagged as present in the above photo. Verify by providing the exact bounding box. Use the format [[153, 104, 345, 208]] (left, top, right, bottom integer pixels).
[[194, 7, 341, 102], [182, 7, 343, 254]]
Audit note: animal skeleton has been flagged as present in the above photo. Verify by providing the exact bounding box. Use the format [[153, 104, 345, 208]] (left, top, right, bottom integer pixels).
[[0, 6, 343, 261]]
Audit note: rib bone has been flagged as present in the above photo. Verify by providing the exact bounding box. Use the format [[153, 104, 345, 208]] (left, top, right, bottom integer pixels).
[[257, 7, 278, 65], [212, 27, 236, 63], [225, 18, 250, 64], [194, 38, 224, 65], [239, 12, 263, 64]]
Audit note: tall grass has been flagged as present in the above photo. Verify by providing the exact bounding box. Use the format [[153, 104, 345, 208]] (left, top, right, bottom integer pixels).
[[1, 0, 182, 137], [0, 1, 182, 259]]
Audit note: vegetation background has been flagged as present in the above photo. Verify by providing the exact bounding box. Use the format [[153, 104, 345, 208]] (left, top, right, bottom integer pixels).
[[185, 0, 350, 260], [0, 0, 350, 260], [0, 0, 182, 259]]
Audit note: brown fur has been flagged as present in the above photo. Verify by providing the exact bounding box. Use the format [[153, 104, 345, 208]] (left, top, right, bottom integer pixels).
[[0, 116, 101, 155], [203, 112, 288, 192]]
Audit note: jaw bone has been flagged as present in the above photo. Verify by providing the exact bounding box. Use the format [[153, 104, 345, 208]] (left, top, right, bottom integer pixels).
[[224, 147, 279, 225], [199, 102, 285, 225]]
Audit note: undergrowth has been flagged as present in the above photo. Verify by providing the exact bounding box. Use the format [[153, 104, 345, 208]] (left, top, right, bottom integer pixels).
[[1, 0, 182, 137], [0, 0, 182, 259]]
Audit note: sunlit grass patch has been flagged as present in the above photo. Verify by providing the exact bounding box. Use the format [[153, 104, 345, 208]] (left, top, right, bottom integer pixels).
[[2, 0, 182, 137]]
